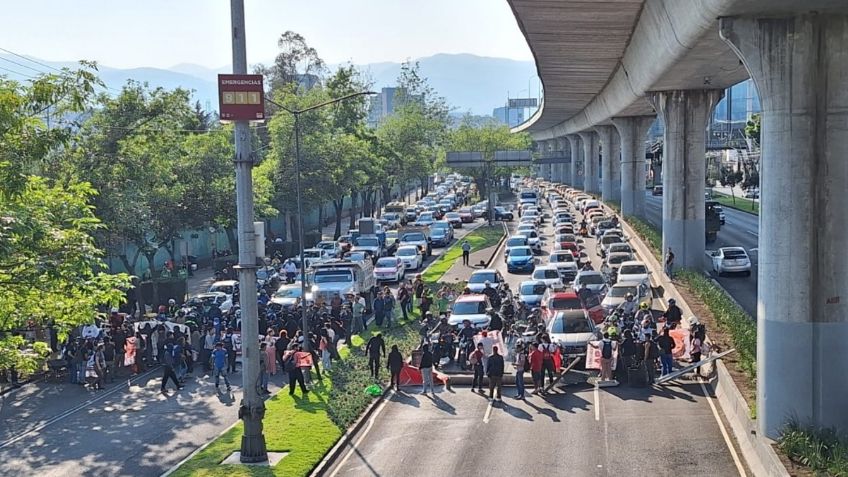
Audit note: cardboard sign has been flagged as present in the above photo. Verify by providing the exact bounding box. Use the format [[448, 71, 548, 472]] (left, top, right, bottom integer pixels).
[[585, 340, 618, 370]]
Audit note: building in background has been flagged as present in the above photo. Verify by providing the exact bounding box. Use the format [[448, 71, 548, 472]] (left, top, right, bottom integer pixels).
[[367, 87, 423, 127], [492, 106, 524, 127]]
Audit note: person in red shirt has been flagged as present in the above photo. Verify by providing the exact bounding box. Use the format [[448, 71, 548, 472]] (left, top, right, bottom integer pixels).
[[528, 346, 544, 394]]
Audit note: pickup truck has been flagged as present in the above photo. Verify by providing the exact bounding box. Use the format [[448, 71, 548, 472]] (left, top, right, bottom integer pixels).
[[310, 259, 377, 310], [351, 234, 384, 261]]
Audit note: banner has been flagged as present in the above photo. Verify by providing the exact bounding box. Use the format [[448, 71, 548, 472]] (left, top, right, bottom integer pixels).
[[668, 328, 690, 360], [585, 340, 618, 370]]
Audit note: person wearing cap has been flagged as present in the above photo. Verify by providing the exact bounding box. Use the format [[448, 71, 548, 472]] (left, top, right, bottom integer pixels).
[[487, 345, 505, 402], [513, 342, 528, 399]]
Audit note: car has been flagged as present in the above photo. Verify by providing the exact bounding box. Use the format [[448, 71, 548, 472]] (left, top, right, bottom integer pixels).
[[192, 291, 233, 313], [444, 212, 463, 228], [556, 241, 581, 260], [518, 280, 548, 307], [471, 204, 486, 218], [493, 206, 514, 221], [744, 188, 759, 199], [270, 283, 312, 311], [607, 243, 633, 256], [506, 245, 536, 273], [429, 224, 453, 248], [617, 261, 650, 283], [400, 230, 432, 257], [374, 256, 406, 282], [458, 207, 475, 223], [572, 270, 608, 295], [352, 235, 383, 259], [343, 250, 370, 263], [549, 250, 576, 265], [531, 265, 563, 288], [547, 310, 599, 358], [600, 280, 651, 314], [382, 212, 403, 229], [448, 294, 493, 327], [414, 212, 436, 227], [603, 252, 633, 279], [714, 204, 726, 225], [515, 227, 542, 253], [315, 240, 343, 258], [505, 235, 529, 255], [597, 234, 625, 258], [652, 185, 663, 196], [384, 230, 400, 255], [467, 268, 504, 293], [404, 207, 418, 222], [395, 245, 424, 271], [544, 288, 606, 324], [711, 247, 752, 276], [209, 279, 238, 297], [554, 224, 575, 235]]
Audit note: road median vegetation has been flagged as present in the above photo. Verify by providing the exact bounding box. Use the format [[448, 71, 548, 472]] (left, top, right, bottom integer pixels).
[[711, 191, 759, 215]]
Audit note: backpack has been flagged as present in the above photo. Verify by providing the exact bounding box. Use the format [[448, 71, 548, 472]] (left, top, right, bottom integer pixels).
[[601, 340, 613, 359], [648, 341, 660, 360]]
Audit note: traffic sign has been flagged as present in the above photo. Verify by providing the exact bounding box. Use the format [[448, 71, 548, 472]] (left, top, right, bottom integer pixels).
[[218, 74, 265, 121], [446, 150, 533, 169], [509, 98, 538, 108]]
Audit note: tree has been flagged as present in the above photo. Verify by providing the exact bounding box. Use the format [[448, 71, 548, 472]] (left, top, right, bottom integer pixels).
[[745, 113, 760, 147], [255, 31, 326, 93], [719, 166, 744, 205], [0, 69, 130, 373]]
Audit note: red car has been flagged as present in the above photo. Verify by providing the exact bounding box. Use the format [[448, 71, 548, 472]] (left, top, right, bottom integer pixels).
[[558, 241, 581, 259], [541, 290, 605, 324], [458, 207, 474, 223]]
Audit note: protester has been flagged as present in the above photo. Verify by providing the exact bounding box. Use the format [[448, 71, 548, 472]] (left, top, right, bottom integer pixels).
[[258, 342, 270, 394], [538, 334, 557, 390], [470, 342, 485, 393], [210, 342, 231, 392], [513, 342, 527, 399], [366, 332, 386, 380], [382, 288, 395, 328], [665, 247, 675, 278], [419, 344, 435, 396], [657, 327, 676, 376], [160, 340, 182, 394], [284, 346, 308, 396], [591, 332, 616, 382], [487, 345, 505, 402], [387, 345, 404, 391], [373, 290, 385, 327], [461, 240, 471, 266]]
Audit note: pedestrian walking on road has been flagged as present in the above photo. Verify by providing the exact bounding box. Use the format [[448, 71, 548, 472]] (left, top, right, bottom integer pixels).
[[366, 333, 386, 380], [487, 346, 505, 402], [223, 328, 237, 374], [665, 247, 675, 279], [387, 345, 404, 391], [513, 342, 527, 399], [419, 344, 436, 396], [210, 342, 231, 392], [644, 336, 659, 384], [160, 342, 183, 394], [657, 327, 676, 376], [538, 335, 557, 390], [461, 240, 471, 266], [470, 343, 485, 393]]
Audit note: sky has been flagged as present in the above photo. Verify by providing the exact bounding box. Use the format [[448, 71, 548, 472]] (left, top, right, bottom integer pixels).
[[2, 0, 533, 69]]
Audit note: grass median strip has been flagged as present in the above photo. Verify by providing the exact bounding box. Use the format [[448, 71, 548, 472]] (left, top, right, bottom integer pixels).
[[711, 191, 759, 215], [173, 224, 504, 476]]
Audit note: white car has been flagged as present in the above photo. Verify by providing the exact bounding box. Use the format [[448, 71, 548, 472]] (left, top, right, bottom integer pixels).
[[467, 269, 504, 293], [616, 261, 650, 283], [414, 212, 436, 227], [315, 240, 343, 258], [601, 280, 651, 313], [548, 310, 599, 358], [374, 256, 405, 282], [572, 270, 608, 295], [395, 245, 424, 270], [209, 280, 238, 297], [448, 294, 492, 327], [531, 265, 563, 288], [711, 247, 752, 276], [301, 248, 332, 268]]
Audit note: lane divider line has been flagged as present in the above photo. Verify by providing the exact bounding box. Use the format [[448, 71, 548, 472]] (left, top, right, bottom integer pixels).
[[483, 400, 494, 423], [328, 390, 393, 477], [594, 383, 601, 421], [699, 380, 747, 477]]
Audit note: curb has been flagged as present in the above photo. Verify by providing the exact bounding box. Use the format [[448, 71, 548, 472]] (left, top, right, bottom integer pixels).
[[483, 221, 509, 268], [310, 388, 391, 476], [604, 200, 788, 477]]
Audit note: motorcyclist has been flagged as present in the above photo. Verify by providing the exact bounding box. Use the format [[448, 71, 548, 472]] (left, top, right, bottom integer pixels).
[[581, 261, 594, 271], [168, 298, 179, 317], [482, 281, 499, 306], [634, 301, 653, 326], [617, 293, 637, 318], [487, 308, 504, 331], [457, 320, 477, 368], [577, 282, 594, 304], [663, 298, 683, 328]]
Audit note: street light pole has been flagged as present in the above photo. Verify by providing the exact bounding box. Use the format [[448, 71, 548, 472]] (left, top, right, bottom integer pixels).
[[229, 0, 266, 463], [265, 92, 375, 351]]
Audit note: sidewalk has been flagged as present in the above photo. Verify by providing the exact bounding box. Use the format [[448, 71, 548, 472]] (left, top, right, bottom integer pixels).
[[439, 246, 499, 284]]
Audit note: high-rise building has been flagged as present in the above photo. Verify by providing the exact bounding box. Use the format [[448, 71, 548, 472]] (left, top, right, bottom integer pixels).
[[367, 87, 417, 127], [492, 106, 524, 127]]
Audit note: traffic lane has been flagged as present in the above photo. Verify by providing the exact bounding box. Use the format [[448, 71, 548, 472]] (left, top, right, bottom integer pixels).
[[328, 387, 604, 477], [0, 368, 284, 477]]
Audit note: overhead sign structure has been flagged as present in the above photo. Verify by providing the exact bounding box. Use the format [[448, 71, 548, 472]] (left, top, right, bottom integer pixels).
[[509, 98, 538, 108], [218, 74, 265, 121], [536, 155, 571, 164], [446, 150, 533, 169]]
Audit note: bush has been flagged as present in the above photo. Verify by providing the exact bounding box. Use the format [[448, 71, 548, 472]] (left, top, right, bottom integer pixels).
[[625, 215, 662, 260], [779, 422, 848, 476], [677, 270, 757, 380]]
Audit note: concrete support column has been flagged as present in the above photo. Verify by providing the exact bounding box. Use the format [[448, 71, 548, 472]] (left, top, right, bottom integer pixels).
[[612, 116, 655, 217], [721, 13, 848, 438], [567, 134, 583, 189], [648, 89, 723, 270], [578, 131, 599, 194], [595, 125, 616, 202], [559, 137, 572, 185], [609, 128, 621, 202]]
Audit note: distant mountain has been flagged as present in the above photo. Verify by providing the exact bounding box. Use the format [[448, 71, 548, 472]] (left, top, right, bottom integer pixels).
[[1, 53, 537, 115]]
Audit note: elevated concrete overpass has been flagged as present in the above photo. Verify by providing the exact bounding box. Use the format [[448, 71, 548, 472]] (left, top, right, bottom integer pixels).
[[508, 0, 848, 439]]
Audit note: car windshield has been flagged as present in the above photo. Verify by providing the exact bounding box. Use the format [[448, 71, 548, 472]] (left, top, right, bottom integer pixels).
[[550, 313, 592, 333], [419, 214, 433, 221], [610, 244, 630, 253], [534, 269, 559, 279], [602, 236, 623, 245], [402, 233, 425, 242], [608, 255, 628, 265], [316, 242, 334, 250], [620, 265, 647, 275], [468, 272, 496, 284], [724, 250, 747, 259], [356, 238, 379, 247], [510, 248, 531, 257], [520, 192, 537, 200], [376, 258, 398, 267], [551, 253, 572, 262], [608, 286, 637, 298], [507, 238, 526, 247], [303, 251, 320, 258], [274, 287, 301, 298], [551, 297, 582, 309], [453, 301, 487, 315], [313, 271, 353, 283], [579, 274, 605, 285], [521, 283, 547, 295], [397, 248, 416, 257], [384, 213, 399, 220], [446, 213, 459, 219]]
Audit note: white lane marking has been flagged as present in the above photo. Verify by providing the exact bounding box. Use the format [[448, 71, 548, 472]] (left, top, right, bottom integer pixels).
[[0, 367, 160, 449], [329, 390, 394, 477], [594, 383, 600, 421], [483, 400, 494, 423], [746, 230, 759, 237], [699, 380, 747, 477]]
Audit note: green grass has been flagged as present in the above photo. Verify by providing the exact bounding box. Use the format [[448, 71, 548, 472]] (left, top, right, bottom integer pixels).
[[625, 214, 663, 261], [779, 422, 848, 476], [421, 225, 504, 283], [170, 382, 342, 477], [711, 191, 759, 215]]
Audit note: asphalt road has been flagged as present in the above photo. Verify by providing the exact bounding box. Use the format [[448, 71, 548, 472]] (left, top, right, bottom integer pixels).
[[643, 192, 759, 317], [327, 192, 746, 477], [0, 196, 486, 477]]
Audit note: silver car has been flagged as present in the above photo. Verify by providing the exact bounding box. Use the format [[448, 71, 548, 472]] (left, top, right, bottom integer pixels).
[[711, 247, 752, 276], [548, 310, 599, 358]]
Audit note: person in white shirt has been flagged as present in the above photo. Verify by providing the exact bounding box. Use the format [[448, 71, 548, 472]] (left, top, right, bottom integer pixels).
[[283, 260, 297, 284]]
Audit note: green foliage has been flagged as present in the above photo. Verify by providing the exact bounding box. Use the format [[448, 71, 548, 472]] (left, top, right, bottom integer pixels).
[[712, 191, 760, 216], [745, 113, 760, 146], [677, 270, 757, 380], [779, 422, 848, 476], [422, 225, 505, 283], [625, 215, 662, 260]]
